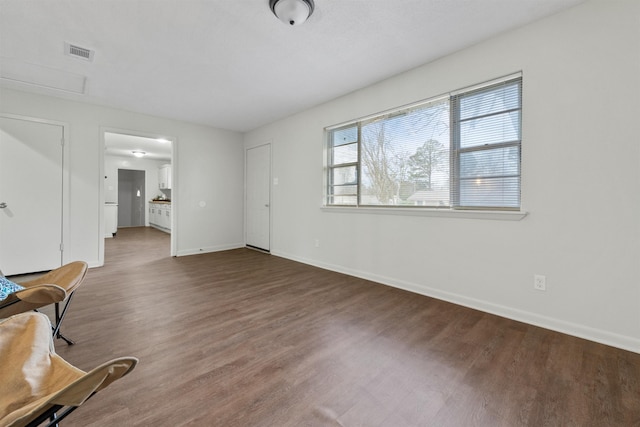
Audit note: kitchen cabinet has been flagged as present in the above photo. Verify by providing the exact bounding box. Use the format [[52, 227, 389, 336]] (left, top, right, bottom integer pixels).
[[160, 205, 171, 229], [158, 164, 172, 190], [149, 205, 158, 226], [149, 202, 171, 233]]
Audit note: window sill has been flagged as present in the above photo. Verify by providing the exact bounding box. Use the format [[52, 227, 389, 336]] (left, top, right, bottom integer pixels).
[[320, 206, 528, 221]]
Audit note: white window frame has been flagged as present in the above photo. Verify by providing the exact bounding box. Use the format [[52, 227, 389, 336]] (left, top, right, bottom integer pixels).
[[323, 73, 526, 220]]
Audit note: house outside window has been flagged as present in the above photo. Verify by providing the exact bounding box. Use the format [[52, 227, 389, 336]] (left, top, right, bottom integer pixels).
[[325, 74, 522, 211]]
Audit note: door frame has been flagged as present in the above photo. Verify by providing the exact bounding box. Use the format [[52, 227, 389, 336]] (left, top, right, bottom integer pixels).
[[99, 126, 177, 265], [0, 113, 70, 268], [245, 142, 272, 252]]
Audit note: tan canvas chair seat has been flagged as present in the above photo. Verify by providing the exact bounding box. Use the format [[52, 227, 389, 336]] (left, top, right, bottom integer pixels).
[[0, 261, 88, 345], [0, 312, 137, 427]]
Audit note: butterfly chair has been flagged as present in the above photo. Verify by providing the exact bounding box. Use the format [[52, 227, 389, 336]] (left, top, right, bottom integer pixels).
[[0, 261, 88, 345], [0, 312, 138, 427]]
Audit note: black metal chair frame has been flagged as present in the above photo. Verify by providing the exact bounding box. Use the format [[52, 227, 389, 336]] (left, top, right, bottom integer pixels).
[[51, 292, 76, 345], [25, 402, 83, 427]]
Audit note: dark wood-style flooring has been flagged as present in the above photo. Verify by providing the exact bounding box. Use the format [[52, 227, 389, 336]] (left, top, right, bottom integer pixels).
[[51, 227, 639, 426]]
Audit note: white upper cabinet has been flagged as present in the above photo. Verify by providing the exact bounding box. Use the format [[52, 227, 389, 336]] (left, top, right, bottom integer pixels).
[[158, 164, 172, 189]]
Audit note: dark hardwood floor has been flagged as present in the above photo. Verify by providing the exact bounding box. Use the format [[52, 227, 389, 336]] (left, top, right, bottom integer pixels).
[[52, 227, 639, 426]]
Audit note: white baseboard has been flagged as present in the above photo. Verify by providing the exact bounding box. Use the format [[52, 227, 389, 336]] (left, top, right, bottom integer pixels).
[[272, 250, 640, 354], [176, 243, 244, 257]]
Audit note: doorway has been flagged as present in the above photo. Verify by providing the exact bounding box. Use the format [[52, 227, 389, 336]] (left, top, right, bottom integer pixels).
[[246, 143, 271, 252], [101, 129, 175, 265], [118, 169, 145, 227]]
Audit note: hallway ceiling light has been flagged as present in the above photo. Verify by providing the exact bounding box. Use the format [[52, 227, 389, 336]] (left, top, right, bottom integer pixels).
[[132, 151, 146, 158], [269, 0, 315, 26]]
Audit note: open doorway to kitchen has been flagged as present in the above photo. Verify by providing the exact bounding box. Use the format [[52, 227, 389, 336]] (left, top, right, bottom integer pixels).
[[102, 129, 174, 265]]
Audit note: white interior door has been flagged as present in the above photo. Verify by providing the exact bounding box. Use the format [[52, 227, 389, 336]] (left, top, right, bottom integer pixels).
[[246, 144, 271, 251], [0, 116, 64, 275]]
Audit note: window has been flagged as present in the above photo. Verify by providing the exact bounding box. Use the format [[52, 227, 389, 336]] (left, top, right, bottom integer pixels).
[[325, 75, 522, 210], [452, 78, 522, 208]]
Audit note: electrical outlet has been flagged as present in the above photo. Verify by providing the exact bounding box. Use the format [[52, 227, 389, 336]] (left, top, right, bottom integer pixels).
[[534, 274, 546, 291], [314, 239, 320, 248]]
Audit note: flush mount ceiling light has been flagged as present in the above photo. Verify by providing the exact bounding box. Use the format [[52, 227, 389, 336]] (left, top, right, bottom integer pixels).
[[132, 151, 146, 158], [269, 0, 315, 26]]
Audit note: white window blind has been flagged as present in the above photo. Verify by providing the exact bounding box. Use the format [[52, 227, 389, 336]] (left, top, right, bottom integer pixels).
[[452, 78, 522, 209]]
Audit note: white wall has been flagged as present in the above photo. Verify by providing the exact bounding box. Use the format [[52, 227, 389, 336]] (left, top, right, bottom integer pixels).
[[0, 89, 245, 265], [105, 154, 166, 226], [244, 0, 640, 352]]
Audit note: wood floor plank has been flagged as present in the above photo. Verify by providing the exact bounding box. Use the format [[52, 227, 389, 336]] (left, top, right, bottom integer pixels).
[[44, 227, 640, 426]]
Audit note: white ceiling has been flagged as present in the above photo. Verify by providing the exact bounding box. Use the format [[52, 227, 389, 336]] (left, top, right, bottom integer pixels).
[[0, 0, 584, 133], [104, 132, 172, 161]]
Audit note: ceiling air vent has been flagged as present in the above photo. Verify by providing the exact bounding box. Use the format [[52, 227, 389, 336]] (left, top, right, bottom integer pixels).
[[64, 42, 94, 62]]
